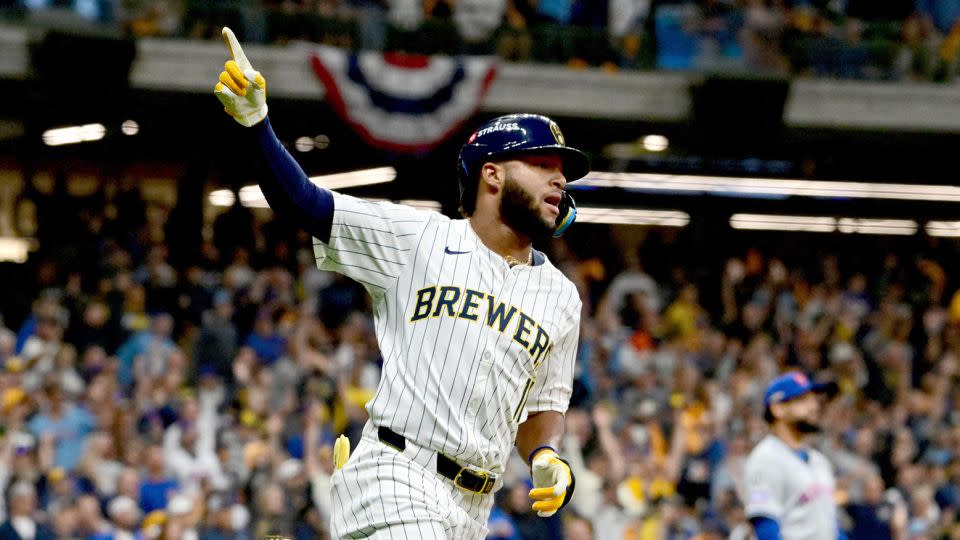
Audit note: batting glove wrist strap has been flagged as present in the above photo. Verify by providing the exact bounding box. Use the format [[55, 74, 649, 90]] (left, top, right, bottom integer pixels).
[[528, 445, 557, 464]]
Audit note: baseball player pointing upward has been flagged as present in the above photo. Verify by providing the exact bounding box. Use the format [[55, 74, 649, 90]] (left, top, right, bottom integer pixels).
[[744, 372, 847, 540], [214, 29, 583, 538]]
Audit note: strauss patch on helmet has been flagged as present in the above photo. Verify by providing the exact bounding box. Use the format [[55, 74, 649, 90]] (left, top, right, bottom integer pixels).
[[475, 122, 521, 139]]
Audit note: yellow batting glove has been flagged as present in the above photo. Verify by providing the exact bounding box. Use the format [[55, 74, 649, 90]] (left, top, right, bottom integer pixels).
[[214, 27, 268, 127], [528, 447, 575, 518], [333, 434, 350, 470]]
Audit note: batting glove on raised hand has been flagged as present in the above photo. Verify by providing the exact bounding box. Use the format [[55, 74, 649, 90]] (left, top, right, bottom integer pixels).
[[528, 447, 575, 517], [214, 27, 268, 127]]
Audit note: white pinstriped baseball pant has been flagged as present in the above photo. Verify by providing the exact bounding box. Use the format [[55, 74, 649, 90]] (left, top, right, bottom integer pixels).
[[330, 423, 494, 539]]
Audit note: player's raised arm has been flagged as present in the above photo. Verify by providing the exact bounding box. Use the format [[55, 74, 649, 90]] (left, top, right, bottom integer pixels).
[[213, 27, 335, 243], [212, 28, 432, 294]]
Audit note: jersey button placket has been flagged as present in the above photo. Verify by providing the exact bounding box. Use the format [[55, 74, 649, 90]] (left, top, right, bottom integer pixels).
[[469, 351, 493, 416], [472, 352, 491, 411]]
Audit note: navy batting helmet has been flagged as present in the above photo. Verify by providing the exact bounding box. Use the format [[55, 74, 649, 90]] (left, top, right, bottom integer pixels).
[[457, 114, 589, 236]]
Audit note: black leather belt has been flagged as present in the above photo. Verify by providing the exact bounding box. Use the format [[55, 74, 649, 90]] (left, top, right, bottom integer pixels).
[[377, 426, 495, 494]]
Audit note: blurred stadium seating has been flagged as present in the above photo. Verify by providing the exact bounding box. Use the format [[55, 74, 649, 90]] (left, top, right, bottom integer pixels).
[[4, 0, 960, 79]]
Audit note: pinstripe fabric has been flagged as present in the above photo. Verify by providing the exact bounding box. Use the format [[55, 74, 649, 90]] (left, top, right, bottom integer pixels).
[[331, 428, 490, 539], [319, 193, 581, 538]]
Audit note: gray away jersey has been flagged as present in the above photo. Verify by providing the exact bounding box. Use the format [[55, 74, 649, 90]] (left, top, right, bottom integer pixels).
[[743, 434, 838, 540], [313, 192, 581, 474]]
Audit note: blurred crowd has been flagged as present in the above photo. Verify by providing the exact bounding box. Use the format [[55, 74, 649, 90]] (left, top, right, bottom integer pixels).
[[6, 0, 960, 81], [7, 177, 960, 540]]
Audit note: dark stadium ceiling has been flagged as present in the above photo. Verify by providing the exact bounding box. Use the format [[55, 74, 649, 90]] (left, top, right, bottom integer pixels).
[[1, 76, 960, 220]]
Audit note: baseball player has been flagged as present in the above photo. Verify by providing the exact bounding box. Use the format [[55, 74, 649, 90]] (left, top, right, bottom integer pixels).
[[213, 28, 583, 538], [743, 372, 847, 540]]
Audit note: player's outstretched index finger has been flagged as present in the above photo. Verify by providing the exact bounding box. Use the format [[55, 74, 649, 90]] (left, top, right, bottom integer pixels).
[[221, 27, 252, 72]]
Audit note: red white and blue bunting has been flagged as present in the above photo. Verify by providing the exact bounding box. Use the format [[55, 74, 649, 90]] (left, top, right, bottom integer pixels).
[[310, 46, 498, 153]]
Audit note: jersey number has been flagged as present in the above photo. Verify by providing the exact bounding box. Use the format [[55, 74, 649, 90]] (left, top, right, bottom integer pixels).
[[514, 353, 550, 423], [513, 376, 536, 423]]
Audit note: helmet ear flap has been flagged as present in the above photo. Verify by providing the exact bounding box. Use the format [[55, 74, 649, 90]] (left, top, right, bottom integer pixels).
[[457, 146, 476, 214], [553, 191, 576, 237], [458, 150, 470, 183]]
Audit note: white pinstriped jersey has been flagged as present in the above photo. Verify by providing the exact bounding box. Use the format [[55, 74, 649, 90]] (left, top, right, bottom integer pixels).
[[314, 192, 581, 474]]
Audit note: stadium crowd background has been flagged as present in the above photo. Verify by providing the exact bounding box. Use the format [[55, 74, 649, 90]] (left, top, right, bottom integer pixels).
[[3, 1, 960, 540], [6, 0, 960, 81], [4, 169, 960, 540]]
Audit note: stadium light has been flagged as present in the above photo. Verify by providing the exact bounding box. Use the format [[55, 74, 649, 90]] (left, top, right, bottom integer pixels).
[[836, 218, 917, 235], [208, 189, 236, 207], [926, 221, 960, 237], [730, 214, 835, 232], [213, 167, 398, 209], [42, 123, 105, 146], [398, 199, 442, 212], [730, 214, 918, 235], [121, 120, 139, 136], [295, 136, 314, 152], [309, 166, 397, 190], [571, 172, 960, 202], [641, 135, 669, 152], [576, 207, 689, 227], [0, 237, 34, 263], [238, 186, 271, 208]]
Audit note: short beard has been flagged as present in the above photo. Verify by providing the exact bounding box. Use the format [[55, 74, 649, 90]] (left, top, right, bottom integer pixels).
[[500, 176, 554, 241], [793, 420, 822, 434]]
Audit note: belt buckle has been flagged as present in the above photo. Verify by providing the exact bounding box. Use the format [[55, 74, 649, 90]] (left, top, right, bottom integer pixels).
[[454, 466, 492, 494]]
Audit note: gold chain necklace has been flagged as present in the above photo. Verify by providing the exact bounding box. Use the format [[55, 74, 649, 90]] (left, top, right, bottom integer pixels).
[[504, 250, 533, 268]]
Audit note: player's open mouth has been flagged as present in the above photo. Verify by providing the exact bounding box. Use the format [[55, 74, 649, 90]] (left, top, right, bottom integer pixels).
[[544, 193, 561, 212]]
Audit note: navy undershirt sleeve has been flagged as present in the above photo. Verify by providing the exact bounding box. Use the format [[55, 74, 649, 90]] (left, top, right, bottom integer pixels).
[[751, 516, 782, 540], [838, 523, 848, 540], [252, 116, 334, 243]]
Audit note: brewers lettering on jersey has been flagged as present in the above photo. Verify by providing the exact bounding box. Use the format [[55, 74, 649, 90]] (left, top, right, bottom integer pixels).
[[744, 372, 846, 540], [213, 28, 586, 539]]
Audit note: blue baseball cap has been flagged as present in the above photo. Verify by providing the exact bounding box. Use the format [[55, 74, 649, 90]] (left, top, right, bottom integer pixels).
[[763, 372, 833, 409]]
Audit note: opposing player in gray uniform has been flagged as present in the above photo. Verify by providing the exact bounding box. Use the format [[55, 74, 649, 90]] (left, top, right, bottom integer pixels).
[[744, 372, 848, 540], [213, 28, 584, 539]]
